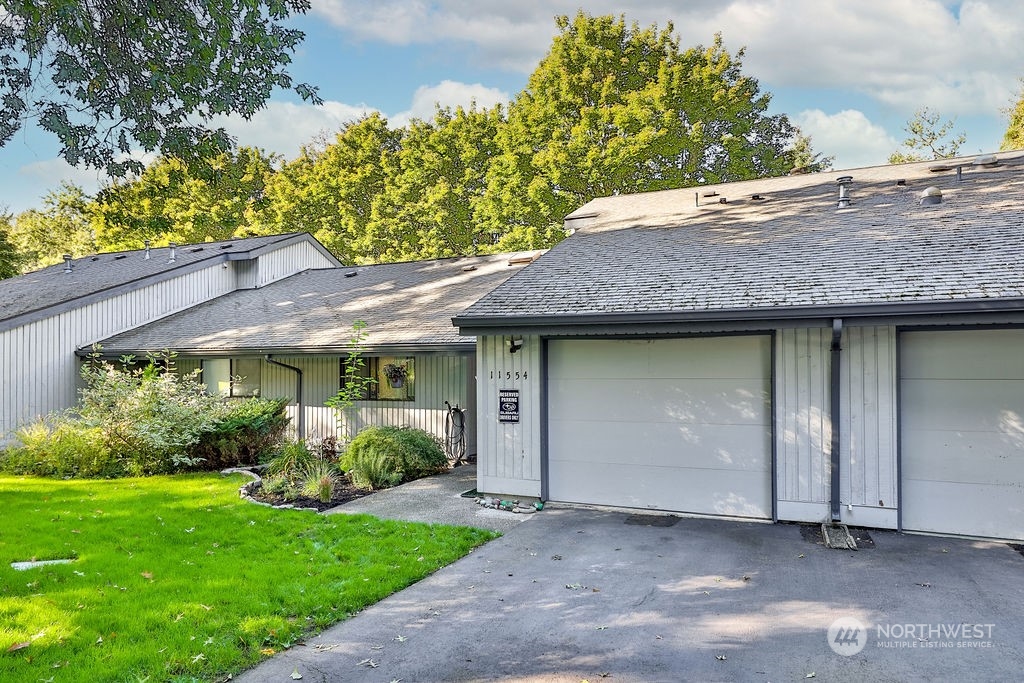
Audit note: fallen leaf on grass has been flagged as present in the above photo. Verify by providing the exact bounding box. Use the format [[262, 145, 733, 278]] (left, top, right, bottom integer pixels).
[[141, 571, 153, 580], [260, 648, 276, 656], [6, 641, 30, 652], [191, 653, 205, 663]]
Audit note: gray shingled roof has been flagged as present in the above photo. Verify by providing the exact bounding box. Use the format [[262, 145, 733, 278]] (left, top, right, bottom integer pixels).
[[94, 252, 540, 355], [0, 232, 335, 327], [456, 151, 1024, 329]]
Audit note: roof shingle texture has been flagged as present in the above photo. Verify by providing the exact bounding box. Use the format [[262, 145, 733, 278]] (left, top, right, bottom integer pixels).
[[460, 152, 1024, 321], [0, 233, 307, 322], [98, 252, 537, 353]]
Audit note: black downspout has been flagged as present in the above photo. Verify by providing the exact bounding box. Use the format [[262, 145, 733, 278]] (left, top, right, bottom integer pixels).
[[830, 319, 843, 522], [265, 356, 304, 441]]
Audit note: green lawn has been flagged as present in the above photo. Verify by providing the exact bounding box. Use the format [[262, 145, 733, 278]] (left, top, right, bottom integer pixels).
[[0, 473, 497, 681]]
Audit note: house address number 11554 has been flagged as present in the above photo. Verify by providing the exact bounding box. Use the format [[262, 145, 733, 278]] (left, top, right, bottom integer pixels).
[[490, 370, 527, 381]]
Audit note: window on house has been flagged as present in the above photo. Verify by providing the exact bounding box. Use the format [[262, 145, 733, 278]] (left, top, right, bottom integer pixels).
[[340, 356, 415, 401], [230, 358, 262, 398]]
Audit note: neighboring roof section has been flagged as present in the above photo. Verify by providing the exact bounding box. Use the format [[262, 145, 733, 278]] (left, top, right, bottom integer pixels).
[[93, 252, 543, 356], [456, 151, 1024, 331], [0, 232, 340, 328]]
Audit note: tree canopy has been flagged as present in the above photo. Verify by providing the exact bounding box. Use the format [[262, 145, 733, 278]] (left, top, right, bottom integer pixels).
[[9, 12, 822, 270], [1002, 86, 1024, 151], [0, 210, 23, 279], [0, 0, 318, 176], [8, 183, 95, 271], [888, 107, 966, 164], [91, 147, 278, 249], [476, 13, 796, 246]]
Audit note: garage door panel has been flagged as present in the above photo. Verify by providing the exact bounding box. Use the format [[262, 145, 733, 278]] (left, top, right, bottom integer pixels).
[[551, 420, 771, 471], [902, 480, 1024, 539], [904, 429, 1023, 485], [549, 378, 770, 425], [549, 336, 769, 380], [902, 330, 1024, 379], [549, 459, 772, 518], [547, 336, 772, 518], [902, 379, 1024, 432], [901, 329, 1024, 540]]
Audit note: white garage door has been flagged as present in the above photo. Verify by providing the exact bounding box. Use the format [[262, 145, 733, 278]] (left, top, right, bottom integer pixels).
[[547, 336, 772, 518], [901, 329, 1024, 540]]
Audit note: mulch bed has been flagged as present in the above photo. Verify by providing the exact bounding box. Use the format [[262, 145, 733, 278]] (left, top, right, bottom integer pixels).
[[250, 474, 376, 512]]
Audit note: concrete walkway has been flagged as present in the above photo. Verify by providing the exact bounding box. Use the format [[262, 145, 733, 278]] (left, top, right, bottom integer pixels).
[[324, 463, 533, 534], [235, 470, 1024, 682]]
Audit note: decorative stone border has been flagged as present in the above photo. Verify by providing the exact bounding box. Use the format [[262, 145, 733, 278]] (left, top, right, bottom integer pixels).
[[221, 467, 319, 513]]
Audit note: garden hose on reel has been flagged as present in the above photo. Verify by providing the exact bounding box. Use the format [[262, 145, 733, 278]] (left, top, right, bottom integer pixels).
[[443, 400, 467, 465]]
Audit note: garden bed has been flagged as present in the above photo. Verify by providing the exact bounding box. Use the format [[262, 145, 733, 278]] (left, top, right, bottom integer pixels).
[[249, 472, 374, 512]]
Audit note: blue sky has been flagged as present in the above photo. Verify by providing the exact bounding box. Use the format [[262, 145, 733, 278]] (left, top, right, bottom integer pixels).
[[3, 0, 1023, 214]]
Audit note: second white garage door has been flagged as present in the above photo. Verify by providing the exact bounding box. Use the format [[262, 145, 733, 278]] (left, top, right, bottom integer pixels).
[[547, 336, 772, 518], [901, 328, 1024, 540]]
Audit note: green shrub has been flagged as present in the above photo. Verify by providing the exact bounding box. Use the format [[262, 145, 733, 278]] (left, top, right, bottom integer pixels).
[[342, 426, 447, 490], [78, 353, 224, 474], [190, 398, 290, 469], [1, 416, 120, 478], [300, 459, 342, 503], [2, 351, 293, 479], [264, 440, 315, 479]]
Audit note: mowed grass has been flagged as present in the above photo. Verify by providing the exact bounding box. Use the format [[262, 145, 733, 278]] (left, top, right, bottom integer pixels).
[[0, 474, 497, 681]]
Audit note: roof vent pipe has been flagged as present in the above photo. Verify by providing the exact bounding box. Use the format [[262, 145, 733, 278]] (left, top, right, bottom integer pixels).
[[144, 240, 151, 260], [920, 186, 943, 206], [63, 254, 72, 273], [168, 242, 177, 263], [836, 177, 853, 209]]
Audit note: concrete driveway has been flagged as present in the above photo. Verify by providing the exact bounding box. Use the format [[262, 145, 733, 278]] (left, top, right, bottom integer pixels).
[[237, 469, 1024, 682]]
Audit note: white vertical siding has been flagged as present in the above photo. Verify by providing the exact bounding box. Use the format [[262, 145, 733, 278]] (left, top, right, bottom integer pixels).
[[475, 335, 542, 498], [256, 241, 335, 287], [840, 326, 898, 528], [1, 238, 332, 441], [345, 355, 474, 448], [776, 328, 831, 522], [206, 354, 475, 447], [1, 263, 236, 439]]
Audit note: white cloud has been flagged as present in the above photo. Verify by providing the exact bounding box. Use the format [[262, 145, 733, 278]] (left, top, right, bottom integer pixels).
[[18, 157, 109, 197], [794, 109, 900, 169], [390, 80, 511, 127], [211, 100, 377, 160], [310, 1, 1024, 119]]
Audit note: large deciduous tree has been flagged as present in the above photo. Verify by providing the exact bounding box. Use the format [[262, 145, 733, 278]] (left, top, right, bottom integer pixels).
[[365, 105, 503, 261], [0, 0, 318, 176], [888, 107, 966, 164], [10, 183, 95, 271], [91, 147, 278, 249], [252, 113, 402, 264], [477, 12, 797, 246], [0, 209, 23, 278], [1002, 86, 1024, 151]]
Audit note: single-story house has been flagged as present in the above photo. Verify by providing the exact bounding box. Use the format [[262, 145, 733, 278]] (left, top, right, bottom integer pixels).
[[455, 150, 1024, 542], [0, 233, 340, 441], [84, 251, 540, 451]]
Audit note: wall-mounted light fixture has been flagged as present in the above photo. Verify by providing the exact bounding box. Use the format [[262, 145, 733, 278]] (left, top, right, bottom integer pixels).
[[507, 336, 524, 354]]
